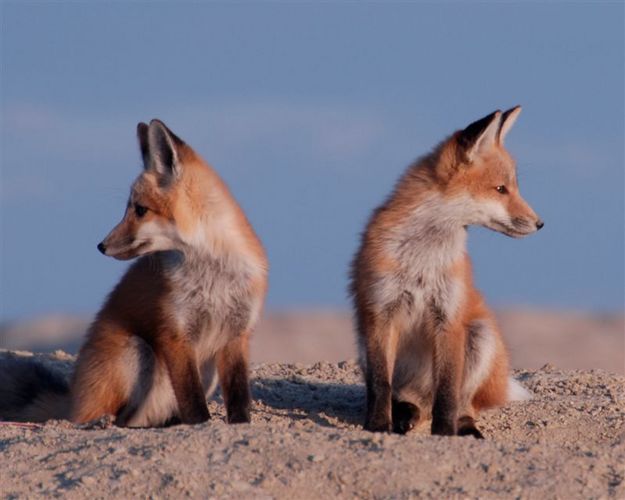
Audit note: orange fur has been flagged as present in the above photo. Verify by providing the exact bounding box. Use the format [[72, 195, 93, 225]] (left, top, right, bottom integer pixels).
[[350, 108, 541, 436], [69, 119, 268, 427]]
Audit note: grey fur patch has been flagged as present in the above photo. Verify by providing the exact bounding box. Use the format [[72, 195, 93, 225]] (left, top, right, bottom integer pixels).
[[465, 321, 483, 362], [382, 290, 414, 323], [428, 297, 447, 329], [166, 249, 255, 345]]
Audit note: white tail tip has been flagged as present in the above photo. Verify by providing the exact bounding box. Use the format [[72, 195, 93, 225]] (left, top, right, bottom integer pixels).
[[508, 376, 532, 401]]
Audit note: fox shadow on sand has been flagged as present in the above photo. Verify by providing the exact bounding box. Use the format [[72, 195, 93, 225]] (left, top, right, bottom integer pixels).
[[249, 377, 364, 428]]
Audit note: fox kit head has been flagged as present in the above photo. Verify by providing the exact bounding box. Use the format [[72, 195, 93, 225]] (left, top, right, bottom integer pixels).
[[98, 119, 206, 260], [436, 106, 543, 238]]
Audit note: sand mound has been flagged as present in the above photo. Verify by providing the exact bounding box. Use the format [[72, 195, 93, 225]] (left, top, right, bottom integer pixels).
[[1, 351, 623, 498]]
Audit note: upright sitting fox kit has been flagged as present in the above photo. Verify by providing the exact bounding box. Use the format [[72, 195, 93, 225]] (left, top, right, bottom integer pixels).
[[350, 107, 542, 438], [4, 120, 268, 427]]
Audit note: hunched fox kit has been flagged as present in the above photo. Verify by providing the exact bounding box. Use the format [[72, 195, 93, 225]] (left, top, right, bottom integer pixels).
[[1, 119, 268, 427], [350, 107, 542, 438]]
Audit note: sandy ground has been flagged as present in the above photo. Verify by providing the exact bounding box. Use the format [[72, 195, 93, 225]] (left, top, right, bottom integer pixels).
[[1, 350, 623, 499]]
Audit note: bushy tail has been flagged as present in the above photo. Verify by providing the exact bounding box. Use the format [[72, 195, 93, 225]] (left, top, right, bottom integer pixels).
[[507, 376, 532, 402], [0, 356, 71, 422]]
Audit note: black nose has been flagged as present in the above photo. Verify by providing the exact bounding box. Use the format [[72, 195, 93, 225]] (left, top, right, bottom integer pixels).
[[97, 242, 107, 254], [536, 220, 544, 230]]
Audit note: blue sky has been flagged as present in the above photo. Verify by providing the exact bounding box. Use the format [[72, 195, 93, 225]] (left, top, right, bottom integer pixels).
[[1, 2, 623, 320]]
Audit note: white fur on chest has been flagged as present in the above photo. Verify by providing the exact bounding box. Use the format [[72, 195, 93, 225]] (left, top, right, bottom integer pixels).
[[376, 194, 468, 326], [163, 251, 257, 355]]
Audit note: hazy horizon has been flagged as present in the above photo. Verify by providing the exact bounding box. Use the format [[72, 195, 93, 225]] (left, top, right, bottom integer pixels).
[[2, 3, 623, 321]]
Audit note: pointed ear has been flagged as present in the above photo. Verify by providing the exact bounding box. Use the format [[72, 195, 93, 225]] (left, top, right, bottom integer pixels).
[[137, 122, 149, 168], [144, 119, 185, 183], [498, 105, 522, 145], [458, 110, 502, 162]]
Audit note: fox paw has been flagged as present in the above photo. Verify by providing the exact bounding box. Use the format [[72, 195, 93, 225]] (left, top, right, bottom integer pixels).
[[392, 400, 420, 435], [457, 416, 484, 439], [364, 417, 392, 433]]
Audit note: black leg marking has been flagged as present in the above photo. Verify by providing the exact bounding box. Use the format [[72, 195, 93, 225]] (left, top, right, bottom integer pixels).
[[392, 399, 420, 434], [222, 361, 251, 424], [217, 336, 252, 425], [457, 415, 484, 439], [431, 370, 458, 436], [364, 359, 393, 433], [169, 356, 211, 425]]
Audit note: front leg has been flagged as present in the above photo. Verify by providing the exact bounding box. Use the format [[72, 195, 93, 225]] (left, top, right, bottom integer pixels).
[[363, 318, 399, 433], [158, 335, 210, 425], [217, 333, 251, 424], [431, 322, 466, 436]]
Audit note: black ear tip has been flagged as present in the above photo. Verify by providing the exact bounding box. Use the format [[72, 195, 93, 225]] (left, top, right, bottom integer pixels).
[[137, 122, 148, 134], [150, 119, 185, 146], [148, 119, 180, 141], [149, 118, 167, 129], [462, 109, 501, 135], [484, 110, 502, 122]]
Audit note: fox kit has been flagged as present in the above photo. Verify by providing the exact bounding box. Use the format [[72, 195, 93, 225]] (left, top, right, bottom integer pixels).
[[350, 107, 542, 438], [2, 119, 268, 427]]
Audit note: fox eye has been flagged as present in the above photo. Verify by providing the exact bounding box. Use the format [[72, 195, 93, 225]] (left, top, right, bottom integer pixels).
[[134, 204, 148, 217], [495, 185, 508, 195]]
